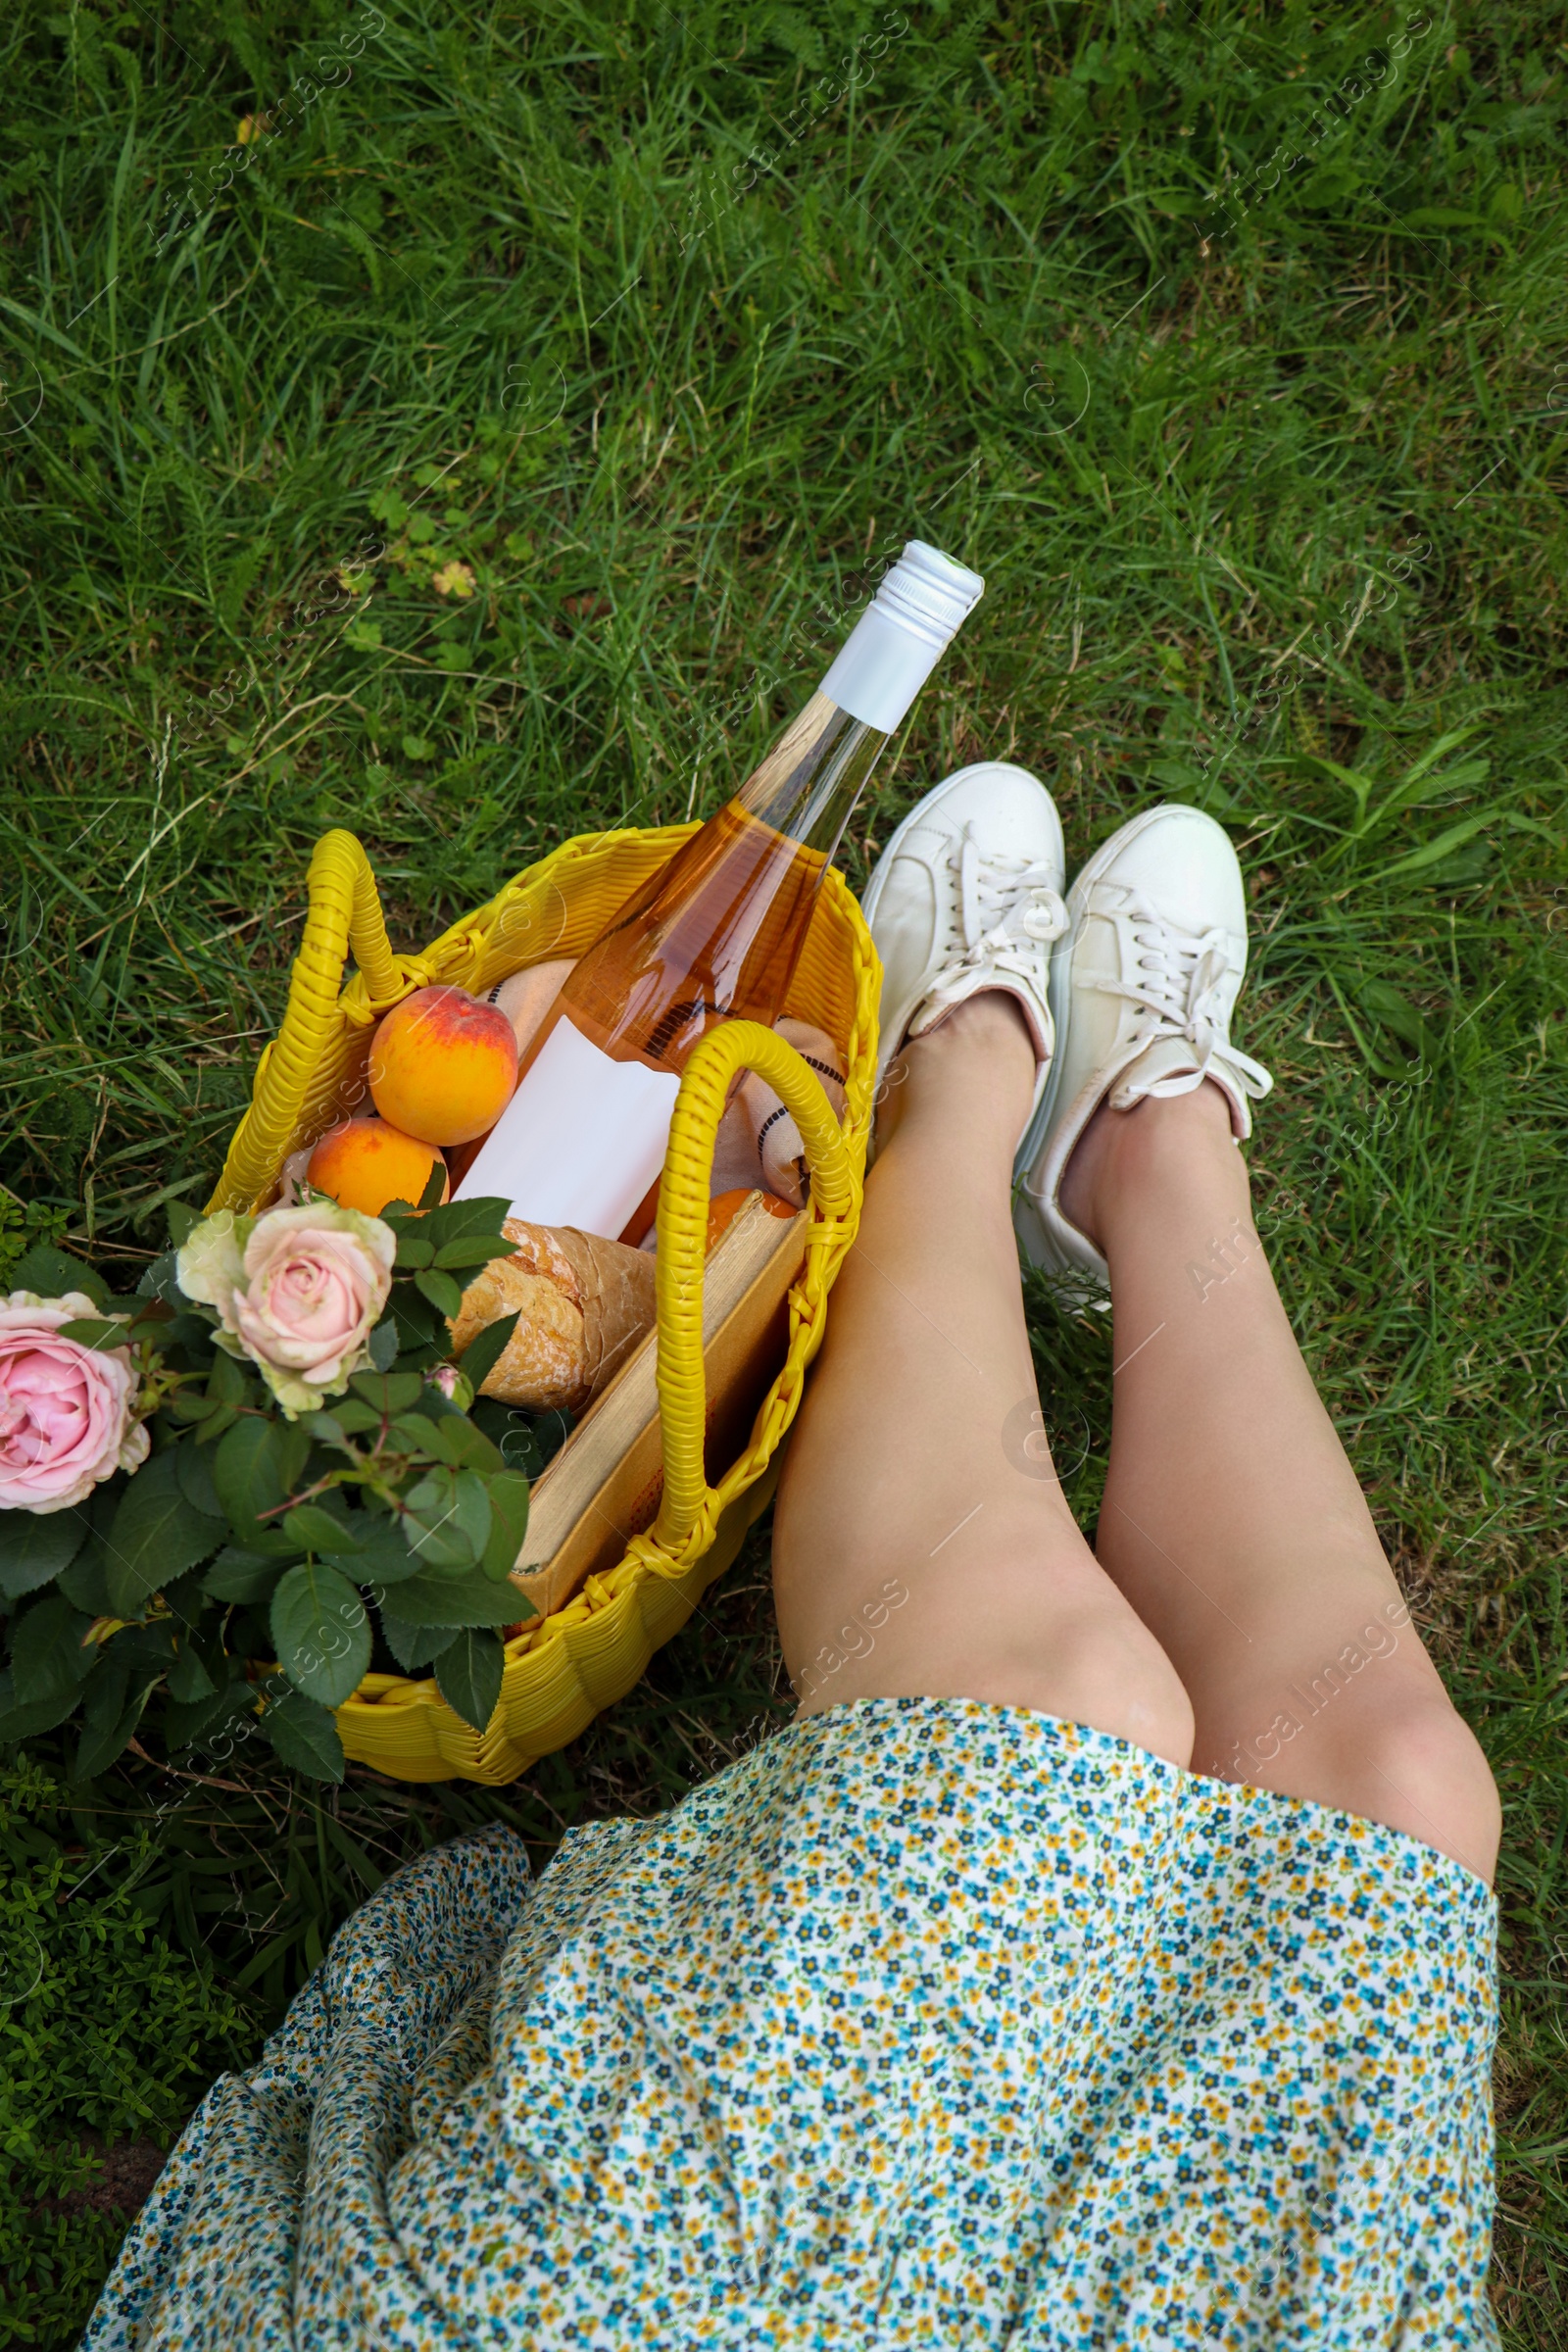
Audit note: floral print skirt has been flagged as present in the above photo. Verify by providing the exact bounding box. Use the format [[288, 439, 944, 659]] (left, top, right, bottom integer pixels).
[[82, 1695, 1500, 2348]]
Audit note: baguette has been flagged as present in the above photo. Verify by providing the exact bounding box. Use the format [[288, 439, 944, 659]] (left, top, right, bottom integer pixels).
[[449, 1218, 657, 1412]]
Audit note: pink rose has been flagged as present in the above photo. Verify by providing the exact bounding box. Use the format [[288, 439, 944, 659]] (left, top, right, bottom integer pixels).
[[178, 1203, 395, 1416], [0, 1292, 150, 1514]]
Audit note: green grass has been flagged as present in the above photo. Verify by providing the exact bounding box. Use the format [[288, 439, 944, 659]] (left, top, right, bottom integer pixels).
[[0, 1758, 254, 2341], [1, 0, 1565, 2337]]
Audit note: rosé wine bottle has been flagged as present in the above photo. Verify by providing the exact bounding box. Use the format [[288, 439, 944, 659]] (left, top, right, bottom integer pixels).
[[457, 540, 985, 1240]]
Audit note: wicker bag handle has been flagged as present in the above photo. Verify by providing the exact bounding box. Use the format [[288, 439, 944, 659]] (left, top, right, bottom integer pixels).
[[212, 831, 411, 1212], [645, 1020, 857, 1555]]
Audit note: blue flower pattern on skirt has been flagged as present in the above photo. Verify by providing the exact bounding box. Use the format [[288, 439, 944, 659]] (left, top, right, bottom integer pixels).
[[82, 1697, 1500, 2347]]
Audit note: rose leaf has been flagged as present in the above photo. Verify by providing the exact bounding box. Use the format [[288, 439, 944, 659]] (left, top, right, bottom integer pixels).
[[348, 1369, 424, 1416], [433, 1627, 504, 1731], [414, 1266, 465, 1318], [377, 1610, 460, 1671], [8, 1245, 110, 1307], [202, 1545, 286, 1605], [402, 1468, 490, 1568], [368, 1318, 400, 1371], [0, 1503, 90, 1599], [174, 1440, 224, 1520], [372, 1563, 522, 1627], [455, 1310, 519, 1393], [261, 1685, 346, 1783], [480, 1472, 531, 1583], [284, 1501, 367, 1555], [106, 1452, 227, 1617], [71, 1662, 159, 1783], [352, 1519, 426, 1587], [7, 1592, 97, 1705], [213, 1415, 311, 1538], [270, 1561, 371, 1708]]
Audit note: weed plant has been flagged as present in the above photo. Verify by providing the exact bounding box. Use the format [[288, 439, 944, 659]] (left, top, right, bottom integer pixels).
[[0, 0, 1565, 2340]]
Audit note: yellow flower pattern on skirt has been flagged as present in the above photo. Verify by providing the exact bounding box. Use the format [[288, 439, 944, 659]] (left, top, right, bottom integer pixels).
[[82, 1697, 1500, 2347]]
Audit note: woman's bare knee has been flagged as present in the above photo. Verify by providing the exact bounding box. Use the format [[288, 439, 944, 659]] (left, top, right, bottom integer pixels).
[[1293, 1692, 1501, 1885], [786, 1567, 1197, 1773], [1350, 1696, 1500, 1884], [1043, 1606, 1197, 1771]]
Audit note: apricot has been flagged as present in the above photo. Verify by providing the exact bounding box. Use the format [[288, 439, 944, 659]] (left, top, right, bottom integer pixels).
[[706, 1187, 797, 1252], [307, 1118, 449, 1217], [368, 985, 518, 1147]]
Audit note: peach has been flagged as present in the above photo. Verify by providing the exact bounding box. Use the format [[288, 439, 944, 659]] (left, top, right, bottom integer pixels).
[[368, 985, 518, 1147], [307, 1118, 448, 1217], [706, 1187, 796, 1252]]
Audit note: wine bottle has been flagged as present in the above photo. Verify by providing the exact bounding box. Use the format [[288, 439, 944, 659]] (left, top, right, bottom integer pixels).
[[456, 539, 985, 1239]]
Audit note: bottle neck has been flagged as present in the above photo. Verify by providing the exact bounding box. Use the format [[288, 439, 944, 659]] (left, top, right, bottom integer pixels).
[[733, 691, 888, 866]]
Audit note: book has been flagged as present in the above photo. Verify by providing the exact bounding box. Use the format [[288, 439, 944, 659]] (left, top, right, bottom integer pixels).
[[508, 1191, 808, 1620]]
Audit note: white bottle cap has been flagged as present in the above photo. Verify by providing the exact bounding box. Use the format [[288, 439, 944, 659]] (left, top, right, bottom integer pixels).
[[818, 540, 985, 733]]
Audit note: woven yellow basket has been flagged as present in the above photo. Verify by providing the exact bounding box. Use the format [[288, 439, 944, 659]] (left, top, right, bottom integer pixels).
[[207, 826, 878, 1783]]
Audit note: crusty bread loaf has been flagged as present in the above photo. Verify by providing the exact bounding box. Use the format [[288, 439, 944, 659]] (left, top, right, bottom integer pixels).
[[449, 1218, 657, 1412]]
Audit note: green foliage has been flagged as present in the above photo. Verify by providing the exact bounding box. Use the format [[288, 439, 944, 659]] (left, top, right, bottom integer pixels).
[[457, 1309, 520, 1394], [211, 1415, 311, 1543], [481, 1474, 531, 1581], [401, 1467, 492, 1568], [260, 1683, 347, 1782], [0, 1229, 106, 1307], [269, 1564, 370, 1707], [0, 1760, 253, 2348], [0, 1193, 552, 1792], [433, 1628, 505, 1732], [105, 1452, 225, 1615], [0, 1509, 87, 1603], [373, 1562, 525, 1628]]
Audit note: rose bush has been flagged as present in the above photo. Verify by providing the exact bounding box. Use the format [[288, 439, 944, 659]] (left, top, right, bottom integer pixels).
[[0, 1293, 149, 1513], [0, 1187, 570, 1783]]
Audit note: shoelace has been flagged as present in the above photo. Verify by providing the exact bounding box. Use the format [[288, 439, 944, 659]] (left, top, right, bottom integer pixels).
[[953, 833, 1068, 962], [1091, 890, 1272, 1101]]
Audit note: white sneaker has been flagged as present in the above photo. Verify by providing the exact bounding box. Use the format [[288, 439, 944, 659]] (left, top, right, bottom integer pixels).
[[1013, 804, 1273, 1289], [861, 761, 1067, 1142]]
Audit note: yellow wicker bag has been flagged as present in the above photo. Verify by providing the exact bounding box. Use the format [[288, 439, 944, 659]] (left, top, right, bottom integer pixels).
[[206, 827, 878, 1784]]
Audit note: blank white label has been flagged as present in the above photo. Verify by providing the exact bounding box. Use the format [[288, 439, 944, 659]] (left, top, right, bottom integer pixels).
[[454, 1017, 681, 1237]]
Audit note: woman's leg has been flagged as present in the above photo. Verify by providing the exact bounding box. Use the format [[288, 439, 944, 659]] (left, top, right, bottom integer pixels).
[[1060, 1079, 1501, 1883], [772, 992, 1196, 1768]]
